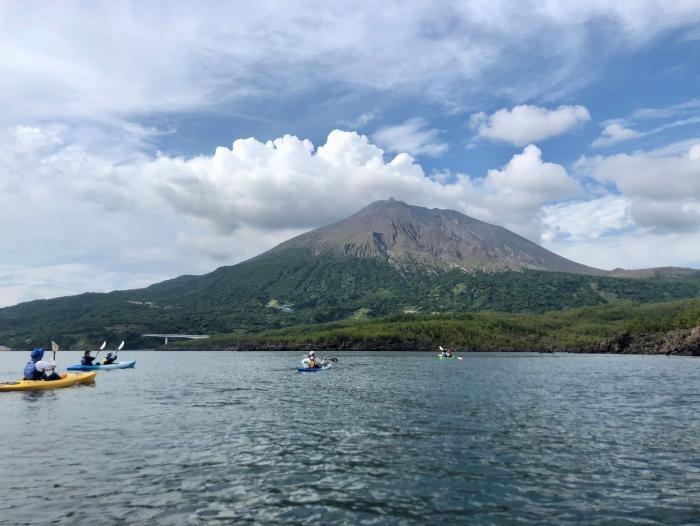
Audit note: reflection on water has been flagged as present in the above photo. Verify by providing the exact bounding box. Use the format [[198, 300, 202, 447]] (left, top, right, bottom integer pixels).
[[1, 351, 699, 525]]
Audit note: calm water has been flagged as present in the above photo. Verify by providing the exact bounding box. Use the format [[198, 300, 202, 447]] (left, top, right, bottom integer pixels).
[[1, 351, 699, 525]]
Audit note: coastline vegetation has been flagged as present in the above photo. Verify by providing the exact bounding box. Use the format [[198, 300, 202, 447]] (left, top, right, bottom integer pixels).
[[174, 297, 700, 352]]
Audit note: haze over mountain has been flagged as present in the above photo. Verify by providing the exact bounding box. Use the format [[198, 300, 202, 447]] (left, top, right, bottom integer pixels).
[[272, 199, 604, 275], [1, 199, 698, 349]]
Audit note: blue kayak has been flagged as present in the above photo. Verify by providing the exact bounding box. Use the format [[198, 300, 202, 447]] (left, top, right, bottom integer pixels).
[[297, 363, 332, 373], [67, 360, 136, 371]]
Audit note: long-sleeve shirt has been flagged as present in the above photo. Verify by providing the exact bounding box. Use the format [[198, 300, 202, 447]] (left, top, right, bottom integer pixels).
[[35, 360, 57, 372]]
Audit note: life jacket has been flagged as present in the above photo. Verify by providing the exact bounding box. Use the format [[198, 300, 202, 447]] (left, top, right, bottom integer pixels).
[[23, 360, 40, 380], [81, 355, 94, 366]]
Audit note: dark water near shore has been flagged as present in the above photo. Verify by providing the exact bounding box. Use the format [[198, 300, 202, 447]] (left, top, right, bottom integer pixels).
[[1, 351, 699, 525]]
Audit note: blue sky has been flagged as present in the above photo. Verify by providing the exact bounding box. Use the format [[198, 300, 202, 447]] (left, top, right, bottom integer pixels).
[[1, 1, 700, 306], [154, 27, 699, 176]]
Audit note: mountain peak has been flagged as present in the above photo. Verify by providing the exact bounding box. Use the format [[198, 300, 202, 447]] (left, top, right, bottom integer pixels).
[[271, 200, 604, 275], [358, 198, 410, 212]]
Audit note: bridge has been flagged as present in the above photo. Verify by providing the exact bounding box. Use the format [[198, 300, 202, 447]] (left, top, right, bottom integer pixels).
[[142, 334, 210, 346]]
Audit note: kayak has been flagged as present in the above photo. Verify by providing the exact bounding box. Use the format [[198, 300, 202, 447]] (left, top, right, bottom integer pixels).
[[0, 372, 97, 392], [67, 360, 136, 371], [297, 363, 333, 373], [438, 355, 456, 359]]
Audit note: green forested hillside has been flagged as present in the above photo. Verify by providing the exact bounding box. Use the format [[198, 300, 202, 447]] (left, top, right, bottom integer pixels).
[[1, 249, 699, 349], [181, 298, 700, 352]]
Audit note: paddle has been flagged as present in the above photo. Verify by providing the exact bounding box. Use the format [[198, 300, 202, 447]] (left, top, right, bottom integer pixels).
[[49, 340, 61, 376], [51, 340, 59, 361], [93, 340, 107, 363]]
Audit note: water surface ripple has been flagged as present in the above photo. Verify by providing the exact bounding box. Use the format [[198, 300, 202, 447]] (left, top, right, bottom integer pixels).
[[1, 352, 699, 525]]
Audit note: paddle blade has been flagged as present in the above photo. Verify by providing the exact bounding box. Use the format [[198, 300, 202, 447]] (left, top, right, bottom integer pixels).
[[118, 341, 125, 351], [439, 346, 444, 351], [100, 341, 107, 350], [51, 340, 60, 352]]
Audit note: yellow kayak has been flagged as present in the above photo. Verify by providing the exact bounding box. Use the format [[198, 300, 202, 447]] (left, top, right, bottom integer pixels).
[[0, 372, 97, 392]]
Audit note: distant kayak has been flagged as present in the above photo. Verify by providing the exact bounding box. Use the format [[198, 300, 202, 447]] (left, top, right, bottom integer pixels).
[[297, 363, 333, 373], [67, 360, 136, 371], [437, 355, 463, 360], [0, 372, 97, 392]]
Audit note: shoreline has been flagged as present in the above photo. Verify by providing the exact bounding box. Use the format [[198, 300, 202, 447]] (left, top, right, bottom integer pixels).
[[164, 343, 699, 356], [4, 347, 698, 356], [4, 327, 698, 356], [168, 326, 700, 356]]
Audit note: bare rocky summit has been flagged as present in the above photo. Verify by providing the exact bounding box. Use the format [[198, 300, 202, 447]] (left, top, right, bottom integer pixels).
[[271, 198, 604, 275]]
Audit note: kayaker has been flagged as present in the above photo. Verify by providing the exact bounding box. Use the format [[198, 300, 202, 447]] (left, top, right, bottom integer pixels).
[[446, 348, 453, 357], [306, 351, 321, 369], [23, 348, 61, 381], [81, 350, 96, 366], [102, 352, 117, 365]]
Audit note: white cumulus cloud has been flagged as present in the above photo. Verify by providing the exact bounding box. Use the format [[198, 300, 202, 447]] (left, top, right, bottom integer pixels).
[[541, 196, 633, 242], [476, 144, 585, 237], [591, 123, 642, 148], [575, 142, 700, 232], [471, 105, 591, 146], [372, 119, 449, 157]]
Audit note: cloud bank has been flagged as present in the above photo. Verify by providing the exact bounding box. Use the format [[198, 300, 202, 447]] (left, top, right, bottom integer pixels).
[[2, 123, 700, 306], [576, 144, 700, 233], [1, 127, 586, 305]]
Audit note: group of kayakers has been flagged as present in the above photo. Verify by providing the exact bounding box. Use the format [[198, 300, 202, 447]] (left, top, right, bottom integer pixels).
[[20, 345, 452, 382], [80, 350, 117, 366], [22, 347, 118, 381]]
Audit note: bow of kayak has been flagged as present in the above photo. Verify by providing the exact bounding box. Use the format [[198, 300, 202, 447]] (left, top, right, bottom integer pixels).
[[67, 360, 136, 371], [0, 372, 97, 392]]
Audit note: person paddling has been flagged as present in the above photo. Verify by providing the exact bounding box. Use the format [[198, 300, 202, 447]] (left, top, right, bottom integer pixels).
[[81, 350, 96, 366], [23, 348, 61, 381], [305, 351, 321, 369], [102, 352, 117, 365]]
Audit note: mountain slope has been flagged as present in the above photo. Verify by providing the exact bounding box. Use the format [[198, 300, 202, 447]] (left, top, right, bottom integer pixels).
[[270, 198, 604, 275]]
